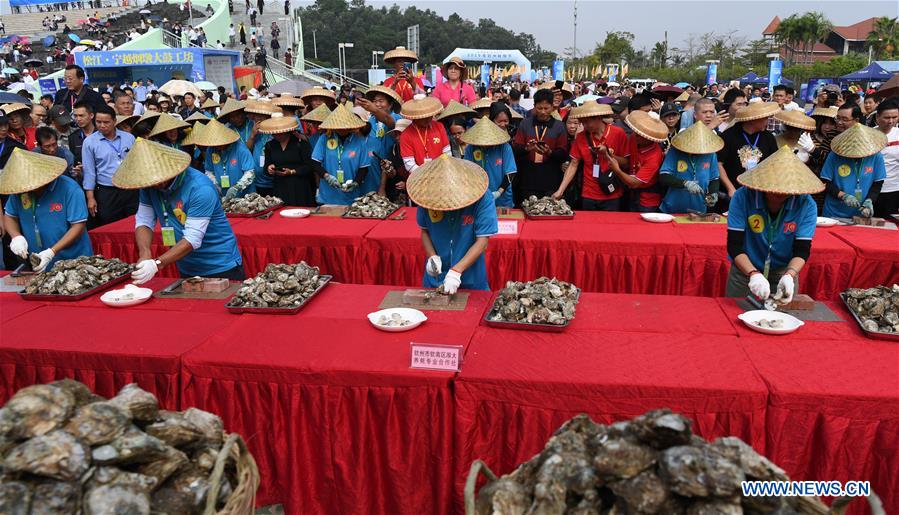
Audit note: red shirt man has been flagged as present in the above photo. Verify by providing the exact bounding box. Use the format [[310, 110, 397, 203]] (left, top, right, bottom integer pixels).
[[400, 119, 450, 173], [568, 121, 628, 204], [384, 75, 426, 103], [625, 137, 664, 209]]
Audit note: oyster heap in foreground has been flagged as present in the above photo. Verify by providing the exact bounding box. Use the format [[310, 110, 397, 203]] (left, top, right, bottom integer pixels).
[[0, 380, 242, 515], [343, 192, 400, 219], [222, 193, 283, 214], [475, 409, 828, 515], [24, 256, 132, 296], [843, 284, 899, 333], [522, 195, 574, 217], [229, 261, 327, 309], [489, 277, 579, 325]]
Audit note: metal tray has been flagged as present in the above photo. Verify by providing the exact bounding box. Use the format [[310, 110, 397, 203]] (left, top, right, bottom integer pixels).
[[481, 289, 581, 332], [19, 272, 131, 302], [839, 293, 899, 341], [225, 203, 283, 218], [524, 211, 576, 221], [225, 275, 332, 314], [341, 205, 401, 220]]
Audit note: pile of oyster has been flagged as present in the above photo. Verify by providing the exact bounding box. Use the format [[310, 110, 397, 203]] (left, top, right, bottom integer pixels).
[[23, 256, 132, 296], [343, 192, 400, 219], [229, 261, 327, 309], [843, 284, 899, 333], [522, 195, 574, 217], [474, 409, 829, 515], [0, 380, 245, 514], [221, 193, 283, 214], [488, 277, 580, 325]]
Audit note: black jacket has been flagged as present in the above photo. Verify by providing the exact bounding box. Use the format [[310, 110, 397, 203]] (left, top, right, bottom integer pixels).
[[0, 137, 26, 168], [53, 86, 105, 114]]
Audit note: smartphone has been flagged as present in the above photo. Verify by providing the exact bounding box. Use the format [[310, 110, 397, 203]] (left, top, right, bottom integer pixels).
[[403, 62, 413, 73]]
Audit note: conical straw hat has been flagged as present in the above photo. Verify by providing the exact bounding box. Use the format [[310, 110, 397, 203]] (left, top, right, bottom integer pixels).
[[116, 114, 140, 128], [811, 106, 838, 119], [1, 102, 30, 116], [258, 112, 299, 134], [246, 99, 281, 115], [384, 46, 418, 63], [625, 111, 668, 143], [300, 87, 336, 104], [216, 98, 246, 120], [319, 103, 366, 131], [670, 120, 724, 154], [674, 91, 690, 103], [148, 113, 189, 138], [301, 104, 332, 123], [436, 99, 476, 121], [271, 93, 304, 108], [0, 148, 67, 195], [364, 85, 403, 111], [112, 138, 191, 190], [201, 98, 220, 110], [570, 101, 613, 119], [406, 154, 488, 211], [401, 94, 443, 120], [509, 108, 523, 120], [469, 97, 493, 111], [736, 146, 824, 195], [830, 123, 888, 158], [775, 109, 816, 131], [133, 110, 161, 131], [190, 118, 240, 146], [181, 122, 203, 146], [734, 101, 780, 122], [185, 111, 211, 124], [460, 116, 510, 146]]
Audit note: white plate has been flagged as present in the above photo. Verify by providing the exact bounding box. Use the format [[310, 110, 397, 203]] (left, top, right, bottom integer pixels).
[[816, 217, 838, 227], [100, 284, 153, 308], [367, 307, 428, 332], [737, 310, 804, 335], [640, 213, 674, 223], [280, 208, 311, 218]]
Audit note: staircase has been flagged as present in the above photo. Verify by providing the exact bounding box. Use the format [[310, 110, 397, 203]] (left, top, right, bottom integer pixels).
[[0, 6, 132, 37]]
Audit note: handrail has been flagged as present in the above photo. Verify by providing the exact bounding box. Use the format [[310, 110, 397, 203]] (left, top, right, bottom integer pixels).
[[300, 58, 368, 90]]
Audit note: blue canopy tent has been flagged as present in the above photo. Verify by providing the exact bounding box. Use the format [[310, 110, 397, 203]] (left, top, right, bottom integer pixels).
[[737, 72, 764, 85], [840, 62, 893, 82]]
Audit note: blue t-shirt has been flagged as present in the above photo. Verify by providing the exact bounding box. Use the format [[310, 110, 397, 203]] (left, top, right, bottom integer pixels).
[[138, 167, 242, 277], [416, 191, 499, 291], [463, 143, 516, 208], [311, 133, 371, 205], [4, 176, 93, 271], [727, 187, 817, 271], [659, 148, 719, 214], [819, 152, 887, 218], [204, 142, 256, 198], [251, 134, 273, 189], [359, 113, 402, 195]]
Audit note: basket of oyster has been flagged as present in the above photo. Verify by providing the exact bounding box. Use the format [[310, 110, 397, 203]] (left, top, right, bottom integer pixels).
[[521, 195, 575, 220], [222, 193, 283, 218], [0, 380, 259, 515], [466, 409, 883, 515], [840, 284, 899, 341], [484, 277, 580, 332], [226, 261, 331, 314], [342, 192, 401, 219], [20, 256, 133, 301]]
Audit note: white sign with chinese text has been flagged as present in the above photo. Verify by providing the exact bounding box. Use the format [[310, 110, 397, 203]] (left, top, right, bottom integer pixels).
[[410, 343, 463, 372], [497, 220, 518, 235]]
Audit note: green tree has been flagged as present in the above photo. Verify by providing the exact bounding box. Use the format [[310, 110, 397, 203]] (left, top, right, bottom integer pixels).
[[592, 31, 636, 65], [868, 16, 899, 59], [651, 41, 668, 68]]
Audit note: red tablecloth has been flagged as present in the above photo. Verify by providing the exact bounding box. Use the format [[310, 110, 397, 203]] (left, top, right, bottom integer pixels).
[[830, 226, 899, 289], [180, 284, 492, 515], [716, 298, 861, 341]]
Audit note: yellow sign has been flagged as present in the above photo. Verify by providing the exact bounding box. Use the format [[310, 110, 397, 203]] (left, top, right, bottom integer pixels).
[[748, 214, 765, 234], [327, 138, 338, 150], [677, 160, 688, 173], [472, 149, 483, 162], [211, 153, 221, 164], [837, 164, 851, 177], [428, 210, 444, 223], [20, 193, 31, 210]]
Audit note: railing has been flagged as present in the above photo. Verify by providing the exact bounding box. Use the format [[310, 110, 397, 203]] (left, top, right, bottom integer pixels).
[[300, 58, 368, 91], [161, 30, 184, 48]]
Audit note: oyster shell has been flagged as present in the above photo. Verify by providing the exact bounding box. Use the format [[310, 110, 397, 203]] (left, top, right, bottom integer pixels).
[[221, 192, 283, 214], [488, 277, 580, 325], [182, 408, 224, 446], [0, 384, 75, 440], [23, 256, 132, 296], [92, 425, 168, 465], [109, 383, 159, 422], [3, 430, 90, 480], [85, 466, 159, 492], [229, 261, 327, 309], [65, 402, 130, 446], [843, 284, 899, 333], [522, 195, 574, 217], [343, 192, 400, 219], [0, 481, 31, 515], [83, 484, 151, 515], [28, 480, 81, 515], [50, 379, 95, 408], [144, 411, 204, 448], [136, 445, 189, 487]]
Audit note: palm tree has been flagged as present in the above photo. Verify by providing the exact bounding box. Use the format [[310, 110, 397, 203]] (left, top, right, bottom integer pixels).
[[800, 12, 832, 65], [774, 15, 802, 65], [867, 16, 899, 59], [651, 41, 668, 68]]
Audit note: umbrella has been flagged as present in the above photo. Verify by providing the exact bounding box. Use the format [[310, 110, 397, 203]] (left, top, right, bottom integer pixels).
[[0, 92, 31, 104], [23, 59, 42, 68], [1, 67, 19, 77], [194, 80, 217, 90], [68, 34, 81, 43], [269, 78, 316, 96], [72, 45, 88, 53], [607, 81, 620, 88], [6, 82, 37, 93], [80, 39, 96, 46], [651, 85, 684, 99], [19, 36, 30, 44], [77, 19, 89, 24], [875, 73, 899, 99], [159, 79, 203, 98], [573, 94, 601, 105], [41, 36, 56, 47], [139, 8, 151, 13], [675, 82, 691, 88]]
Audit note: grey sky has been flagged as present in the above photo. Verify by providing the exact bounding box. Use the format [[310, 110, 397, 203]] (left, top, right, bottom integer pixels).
[[299, 0, 896, 55]]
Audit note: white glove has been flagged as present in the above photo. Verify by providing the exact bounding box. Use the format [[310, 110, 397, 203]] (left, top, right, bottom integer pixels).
[[234, 170, 255, 191], [683, 180, 704, 196], [492, 190, 502, 200], [748, 272, 770, 300], [9, 235, 28, 259], [842, 193, 861, 209], [442, 269, 462, 295], [33, 248, 55, 273], [324, 174, 341, 188], [860, 199, 874, 218], [773, 273, 795, 305], [426, 255, 442, 277], [132, 259, 159, 285], [796, 149, 810, 163], [797, 132, 815, 153]]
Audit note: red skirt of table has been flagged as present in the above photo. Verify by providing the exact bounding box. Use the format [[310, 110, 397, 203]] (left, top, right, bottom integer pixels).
[[830, 226, 899, 290]]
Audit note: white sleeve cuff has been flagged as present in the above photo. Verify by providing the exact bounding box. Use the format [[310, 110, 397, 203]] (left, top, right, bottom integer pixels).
[[183, 217, 210, 249], [442, 145, 451, 156], [135, 203, 157, 229], [403, 156, 418, 173]]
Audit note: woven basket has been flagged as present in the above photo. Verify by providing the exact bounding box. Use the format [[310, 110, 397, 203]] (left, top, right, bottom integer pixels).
[[203, 433, 260, 515]]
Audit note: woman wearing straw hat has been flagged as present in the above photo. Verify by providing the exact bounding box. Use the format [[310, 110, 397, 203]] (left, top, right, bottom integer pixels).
[[820, 123, 887, 219], [310, 104, 371, 205], [433, 57, 477, 107], [131, 111, 162, 140], [606, 111, 667, 212], [113, 139, 244, 284], [271, 94, 306, 135], [2, 148, 92, 272], [261, 113, 315, 206], [301, 104, 331, 153], [2, 103, 36, 150], [196, 119, 257, 199], [244, 100, 281, 196], [407, 155, 498, 293], [358, 86, 403, 193], [774, 109, 816, 163], [116, 114, 140, 134], [725, 147, 824, 303], [461, 116, 516, 207], [148, 113, 190, 150], [658, 121, 723, 215], [383, 46, 425, 102], [400, 94, 451, 174], [300, 87, 337, 113], [200, 97, 220, 118], [437, 100, 476, 158], [717, 102, 779, 204]]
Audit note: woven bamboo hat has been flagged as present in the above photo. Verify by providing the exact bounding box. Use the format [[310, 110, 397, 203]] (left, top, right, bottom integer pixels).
[[436, 99, 476, 121], [0, 148, 67, 195], [625, 111, 668, 143], [246, 98, 282, 115], [737, 146, 824, 195], [734, 101, 780, 122], [116, 114, 140, 128], [365, 85, 403, 112], [190, 118, 240, 147], [384, 46, 418, 64], [201, 98, 220, 110], [300, 87, 337, 105], [775, 109, 816, 131], [181, 122, 203, 146], [1, 102, 30, 117], [319, 103, 366, 131], [674, 91, 690, 103], [401, 94, 443, 120], [440, 56, 467, 80], [539, 81, 574, 100], [460, 116, 510, 146], [670, 120, 724, 154], [470, 97, 493, 112], [830, 123, 888, 158], [185, 111, 211, 124], [301, 104, 332, 124], [216, 98, 246, 120], [133, 110, 161, 130], [148, 113, 189, 138], [509, 108, 523, 120], [811, 106, 838, 119], [570, 101, 613, 119], [407, 154, 488, 211], [112, 138, 191, 190], [271, 94, 304, 109], [258, 112, 298, 134]]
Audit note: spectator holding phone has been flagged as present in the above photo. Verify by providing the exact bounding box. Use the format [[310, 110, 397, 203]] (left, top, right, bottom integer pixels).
[[383, 46, 425, 102]]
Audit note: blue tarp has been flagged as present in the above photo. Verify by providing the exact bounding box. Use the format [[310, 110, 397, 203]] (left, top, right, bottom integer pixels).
[[11, 0, 64, 6], [840, 62, 893, 81]]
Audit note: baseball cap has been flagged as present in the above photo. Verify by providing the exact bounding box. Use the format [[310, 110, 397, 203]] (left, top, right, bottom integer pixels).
[[659, 102, 679, 117], [48, 105, 72, 126]]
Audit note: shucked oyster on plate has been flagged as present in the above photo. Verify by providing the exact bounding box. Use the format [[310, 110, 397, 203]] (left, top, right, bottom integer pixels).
[[522, 195, 574, 217], [221, 192, 283, 214], [488, 277, 580, 325], [229, 261, 328, 309], [343, 192, 400, 219], [844, 284, 899, 333], [23, 256, 132, 296]]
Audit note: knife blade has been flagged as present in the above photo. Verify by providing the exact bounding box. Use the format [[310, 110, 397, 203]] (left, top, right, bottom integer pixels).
[[159, 279, 184, 295]]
